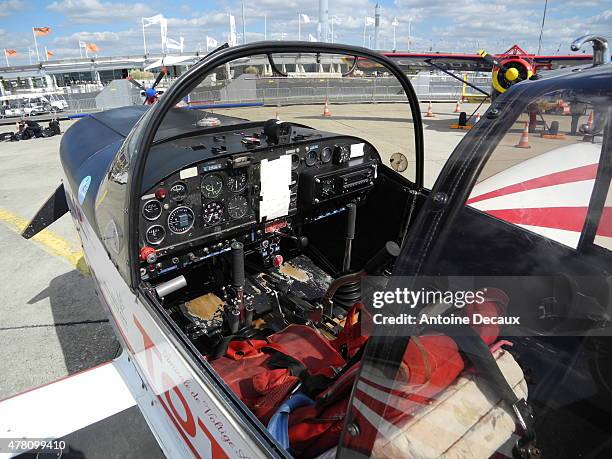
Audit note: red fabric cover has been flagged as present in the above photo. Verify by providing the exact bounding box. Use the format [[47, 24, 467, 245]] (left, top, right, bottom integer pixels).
[[210, 325, 345, 423], [330, 302, 371, 358], [465, 288, 508, 345], [288, 334, 465, 457]]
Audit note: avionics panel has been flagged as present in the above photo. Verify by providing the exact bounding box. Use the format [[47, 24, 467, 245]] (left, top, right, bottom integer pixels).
[[138, 124, 379, 279]]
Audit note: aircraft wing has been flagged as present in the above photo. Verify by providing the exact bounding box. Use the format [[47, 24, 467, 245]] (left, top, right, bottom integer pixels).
[[375, 52, 594, 72], [0, 352, 164, 458]]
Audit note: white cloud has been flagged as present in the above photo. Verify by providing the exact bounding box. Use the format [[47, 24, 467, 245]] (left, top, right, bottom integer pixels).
[[47, 0, 151, 24], [0, 0, 25, 17]]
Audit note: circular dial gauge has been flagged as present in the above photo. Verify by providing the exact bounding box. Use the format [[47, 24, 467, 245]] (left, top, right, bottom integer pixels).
[[227, 195, 249, 219], [201, 173, 223, 199], [167, 206, 195, 234], [146, 225, 166, 245], [291, 154, 301, 170], [305, 149, 318, 166], [321, 147, 332, 163], [389, 152, 408, 172], [169, 181, 188, 201], [202, 201, 224, 226], [142, 199, 162, 221], [227, 170, 248, 193]]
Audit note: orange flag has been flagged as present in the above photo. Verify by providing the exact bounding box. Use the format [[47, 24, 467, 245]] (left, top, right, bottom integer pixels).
[[46, 50, 54, 58], [5, 49, 17, 57], [33, 27, 51, 36], [86, 43, 99, 53]]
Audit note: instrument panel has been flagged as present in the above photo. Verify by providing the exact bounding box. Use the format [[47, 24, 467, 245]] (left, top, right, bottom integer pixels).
[[139, 124, 379, 269]]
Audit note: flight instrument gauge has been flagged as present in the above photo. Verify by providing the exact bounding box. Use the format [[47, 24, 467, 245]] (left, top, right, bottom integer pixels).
[[167, 206, 195, 234], [227, 196, 249, 219], [142, 200, 162, 221], [203, 201, 225, 226], [305, 149, 318, 166], [227, 170, 248, 193], [146, 225, 166, 245], [389, 152, 408, 172], [169, 181, 188, 201], [321, 147, 333, 163], [201, 173, 223, 198], [291, 154, 301, 170]]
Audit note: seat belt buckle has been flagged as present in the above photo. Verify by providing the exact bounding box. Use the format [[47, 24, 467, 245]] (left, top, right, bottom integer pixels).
[[512, 398, 534, 435], [512, 399, 541, 459]]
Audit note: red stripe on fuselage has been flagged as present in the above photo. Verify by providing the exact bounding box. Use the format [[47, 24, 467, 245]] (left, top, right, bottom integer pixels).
[[486, 207, 587, 232], [467, 164, 598, 205], [596, 208, 612, 237]]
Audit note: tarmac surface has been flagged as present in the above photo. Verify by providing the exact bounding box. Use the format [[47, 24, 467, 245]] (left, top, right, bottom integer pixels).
[[0, 101, 482, 400], [0, 119, 119, 400]]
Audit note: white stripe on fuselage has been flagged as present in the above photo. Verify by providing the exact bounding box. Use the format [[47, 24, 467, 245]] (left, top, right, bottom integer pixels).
[[470, 180, 596, 211], [471, 144, 601, 198]]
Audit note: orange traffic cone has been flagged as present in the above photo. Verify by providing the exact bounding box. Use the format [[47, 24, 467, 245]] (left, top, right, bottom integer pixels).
[[515, 122, 531, 148], [475, 113, 481, 123], [322, 99, 332, 117], [454, 100, 461, 113], [425, 101, 434, 117], [586, 112, 594, 130]]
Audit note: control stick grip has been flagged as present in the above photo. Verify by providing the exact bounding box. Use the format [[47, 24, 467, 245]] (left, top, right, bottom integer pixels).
[[364, 241, 401, 275], [231, 241, 245, 288], [346, 203, 357, 240]]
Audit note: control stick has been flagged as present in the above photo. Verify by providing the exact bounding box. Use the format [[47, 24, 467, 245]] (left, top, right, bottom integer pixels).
[[227, 241, 245, 333], [231, 241, 245, 289], [342, 203, 357, 273]]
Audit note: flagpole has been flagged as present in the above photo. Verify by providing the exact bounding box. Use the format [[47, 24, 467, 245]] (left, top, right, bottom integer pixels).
[[32, 28, 40, 62], [393, 23, 396, 51], [45, 46, 48, 61], [408, 19, 412, 51], [363, 17, 367, 47], [241, 1, 246, 44], [298, 14, 301, 41], [330, 18, 334, 43], [264, 15, 267, 40], [4, 50, 8, 67], [142, 19, 147, 55]]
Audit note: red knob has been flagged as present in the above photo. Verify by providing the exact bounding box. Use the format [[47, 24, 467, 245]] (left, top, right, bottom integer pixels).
[[272, 254, 283, 268], [155, 188, 167, 200], [140, 246, 157, 264]]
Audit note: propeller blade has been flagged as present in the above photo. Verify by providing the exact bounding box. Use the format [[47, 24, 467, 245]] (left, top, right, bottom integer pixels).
[[126, 76, 145, 90], [151, 67, 168, 90], [477, 50, 509, 73]]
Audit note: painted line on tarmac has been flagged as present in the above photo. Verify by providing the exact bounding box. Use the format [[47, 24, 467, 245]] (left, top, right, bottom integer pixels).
[[0, 207, 90, 276]]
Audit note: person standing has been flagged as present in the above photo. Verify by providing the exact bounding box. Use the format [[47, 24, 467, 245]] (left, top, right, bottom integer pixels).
[[570, 97, 586, 135]]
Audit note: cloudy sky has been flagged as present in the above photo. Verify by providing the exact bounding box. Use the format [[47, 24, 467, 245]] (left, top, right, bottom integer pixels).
[[0, 0, 610, 64]]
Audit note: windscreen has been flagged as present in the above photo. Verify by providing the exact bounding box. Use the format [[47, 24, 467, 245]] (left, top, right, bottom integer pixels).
[[153, 52, 418, 183]]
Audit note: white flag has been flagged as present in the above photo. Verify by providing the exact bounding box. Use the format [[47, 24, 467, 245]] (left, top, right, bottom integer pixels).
[[142, 14, 164, 27], [308, 34, 317, 42], [206, 36, 218, 49], [365, 16, 375, 26], [166, 37, 184, 51], [229, 14, 237, 46], [300, 14, 310, 23], [392, 17, 399, 26]]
